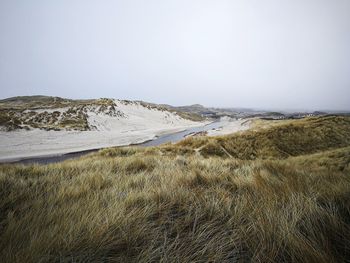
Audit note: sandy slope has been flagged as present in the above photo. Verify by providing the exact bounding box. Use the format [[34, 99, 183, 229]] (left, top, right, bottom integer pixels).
[[206, 117, 251, 136], [0, 100, 207, 161]]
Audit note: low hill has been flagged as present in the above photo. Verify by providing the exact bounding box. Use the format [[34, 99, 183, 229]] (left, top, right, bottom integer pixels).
[[0, 96, 203, 131], [0, 95, 68, 103], [178, 116, 350, 159]]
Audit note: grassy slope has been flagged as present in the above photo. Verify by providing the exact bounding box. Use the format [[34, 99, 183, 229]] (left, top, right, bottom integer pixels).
[[179, 116, 350, 159], [0, 116, 350, 262]]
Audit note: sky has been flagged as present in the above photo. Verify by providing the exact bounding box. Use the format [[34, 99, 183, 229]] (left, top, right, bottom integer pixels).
[[0, 0, 349, 110]]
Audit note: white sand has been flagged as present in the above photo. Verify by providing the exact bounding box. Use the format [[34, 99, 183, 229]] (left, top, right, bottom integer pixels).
[[206, 117, 251, 136], [0, 100, 207, 161]]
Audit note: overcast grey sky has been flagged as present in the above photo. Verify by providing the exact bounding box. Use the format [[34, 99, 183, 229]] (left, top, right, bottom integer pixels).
[[0, 0, 349, 110]]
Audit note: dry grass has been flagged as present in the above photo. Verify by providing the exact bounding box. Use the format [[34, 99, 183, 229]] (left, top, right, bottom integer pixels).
[[178, 116, 350, 159], [0, 116, 350, 262]]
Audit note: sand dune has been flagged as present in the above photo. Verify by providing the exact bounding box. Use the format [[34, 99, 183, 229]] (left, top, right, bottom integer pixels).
[[0, 100, 207, 161]]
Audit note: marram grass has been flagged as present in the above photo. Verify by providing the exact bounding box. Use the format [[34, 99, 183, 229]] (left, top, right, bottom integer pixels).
[[0, 116, 349, 262]]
